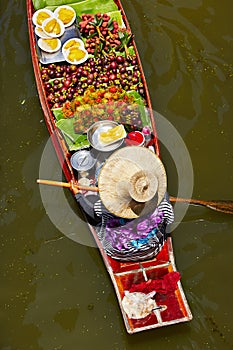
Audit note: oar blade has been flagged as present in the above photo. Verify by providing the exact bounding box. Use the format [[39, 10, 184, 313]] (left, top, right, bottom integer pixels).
[[170, 197, 233, 215], [206, 200, 233, 215]]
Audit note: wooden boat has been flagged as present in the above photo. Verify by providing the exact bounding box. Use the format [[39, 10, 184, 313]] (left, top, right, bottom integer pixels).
[[27, 0, 192, 333]]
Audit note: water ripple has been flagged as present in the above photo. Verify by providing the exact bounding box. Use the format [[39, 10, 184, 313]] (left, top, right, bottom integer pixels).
[[124, 0, 233, 136]]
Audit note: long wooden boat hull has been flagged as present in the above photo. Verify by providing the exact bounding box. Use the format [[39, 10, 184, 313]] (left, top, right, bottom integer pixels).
[[27, 0, 192, 333], [90, 227, 192, 333]]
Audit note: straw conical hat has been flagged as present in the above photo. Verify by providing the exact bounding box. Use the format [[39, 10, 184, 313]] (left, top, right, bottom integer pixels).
[[98, 146, 167, 218]]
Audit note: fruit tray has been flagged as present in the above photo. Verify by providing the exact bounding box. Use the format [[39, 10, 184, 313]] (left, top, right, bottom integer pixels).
[[35, 22, 82, 64]]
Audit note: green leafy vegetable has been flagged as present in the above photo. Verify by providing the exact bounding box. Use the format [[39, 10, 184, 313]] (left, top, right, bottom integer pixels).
[[52, 107, 64, 121], [106, 11, 124, 27], [39, 0, 118, 15], [33, 0, 83, 10], [126, 91, 151, 126], [56, 118, 90, 151]]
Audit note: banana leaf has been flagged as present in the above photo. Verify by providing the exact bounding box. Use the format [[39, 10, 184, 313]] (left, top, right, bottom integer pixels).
[[33, 0, 118, 14], [52, 107, 64, 121], [126, 91, 152, 127], [56, 118, 90, 151], [106, 10, 124, 28], [69, 1, 118, 16], [32, 0, 83, 10]]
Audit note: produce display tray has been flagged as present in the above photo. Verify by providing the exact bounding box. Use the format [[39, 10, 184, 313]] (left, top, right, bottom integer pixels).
[[35, 22, 82, 65]]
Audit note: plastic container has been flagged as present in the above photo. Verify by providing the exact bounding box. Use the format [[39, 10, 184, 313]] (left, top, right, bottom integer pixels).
[[70, 150, 96, 172], [125, 131, 145, 146]]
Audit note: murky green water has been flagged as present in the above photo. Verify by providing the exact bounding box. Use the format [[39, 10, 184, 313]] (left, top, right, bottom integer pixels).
[[1, 0, 233, 349]]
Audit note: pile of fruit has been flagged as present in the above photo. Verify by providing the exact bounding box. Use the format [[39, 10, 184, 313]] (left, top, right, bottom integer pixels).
[[61, 85, 144, 133], [41, 54, 144, 109], [39, 11, 147, 133], [79, 13, 131, 56]]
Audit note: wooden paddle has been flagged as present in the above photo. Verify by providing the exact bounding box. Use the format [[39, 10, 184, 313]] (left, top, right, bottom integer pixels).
[[169, 196, 233, 215], [36, 179, 99, 192], [37, 179, 233, 214]]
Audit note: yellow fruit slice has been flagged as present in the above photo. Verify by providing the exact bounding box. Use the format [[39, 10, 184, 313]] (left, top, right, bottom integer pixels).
[[67, 47, 86, 62], [64, 39, 81, 50], [42, 38, 59, 50], [53, 22, 61, 35], [99, 125, 126, 144], [44, 18, 61, 35], [58, 8, 74, 25], [37, 12, 51, 26]]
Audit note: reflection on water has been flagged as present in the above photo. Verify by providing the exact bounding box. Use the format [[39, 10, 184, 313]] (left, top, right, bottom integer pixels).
[[38, 138, 97, 248], [0, 0, 233, 349]]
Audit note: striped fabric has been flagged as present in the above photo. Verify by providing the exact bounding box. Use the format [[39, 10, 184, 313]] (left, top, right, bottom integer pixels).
[[94, 196, 174, 262]]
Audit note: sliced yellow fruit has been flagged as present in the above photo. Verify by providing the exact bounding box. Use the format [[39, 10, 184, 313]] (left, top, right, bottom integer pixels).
[[54, 22, 61, 35], [67, 47, 86, 62], [44, 18, 61, 35], [37, 12, 51, 26], [44, 18, 55, 32], [42, 38, 59, 50], [99, 125, 126, 144], [64, 39, 81, 50], [58, 8, 74, 25]]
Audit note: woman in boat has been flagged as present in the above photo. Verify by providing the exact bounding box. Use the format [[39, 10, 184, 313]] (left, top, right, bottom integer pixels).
[[71, 146, 174, 262]]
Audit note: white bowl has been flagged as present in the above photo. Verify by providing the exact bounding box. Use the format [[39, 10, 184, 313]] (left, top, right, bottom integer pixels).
[[42, 17, 65, 38], [54, 5, 76, 27], [38, 37, 61, 53], [32, 9, 54, 27], [87, 121, 125, 152]]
